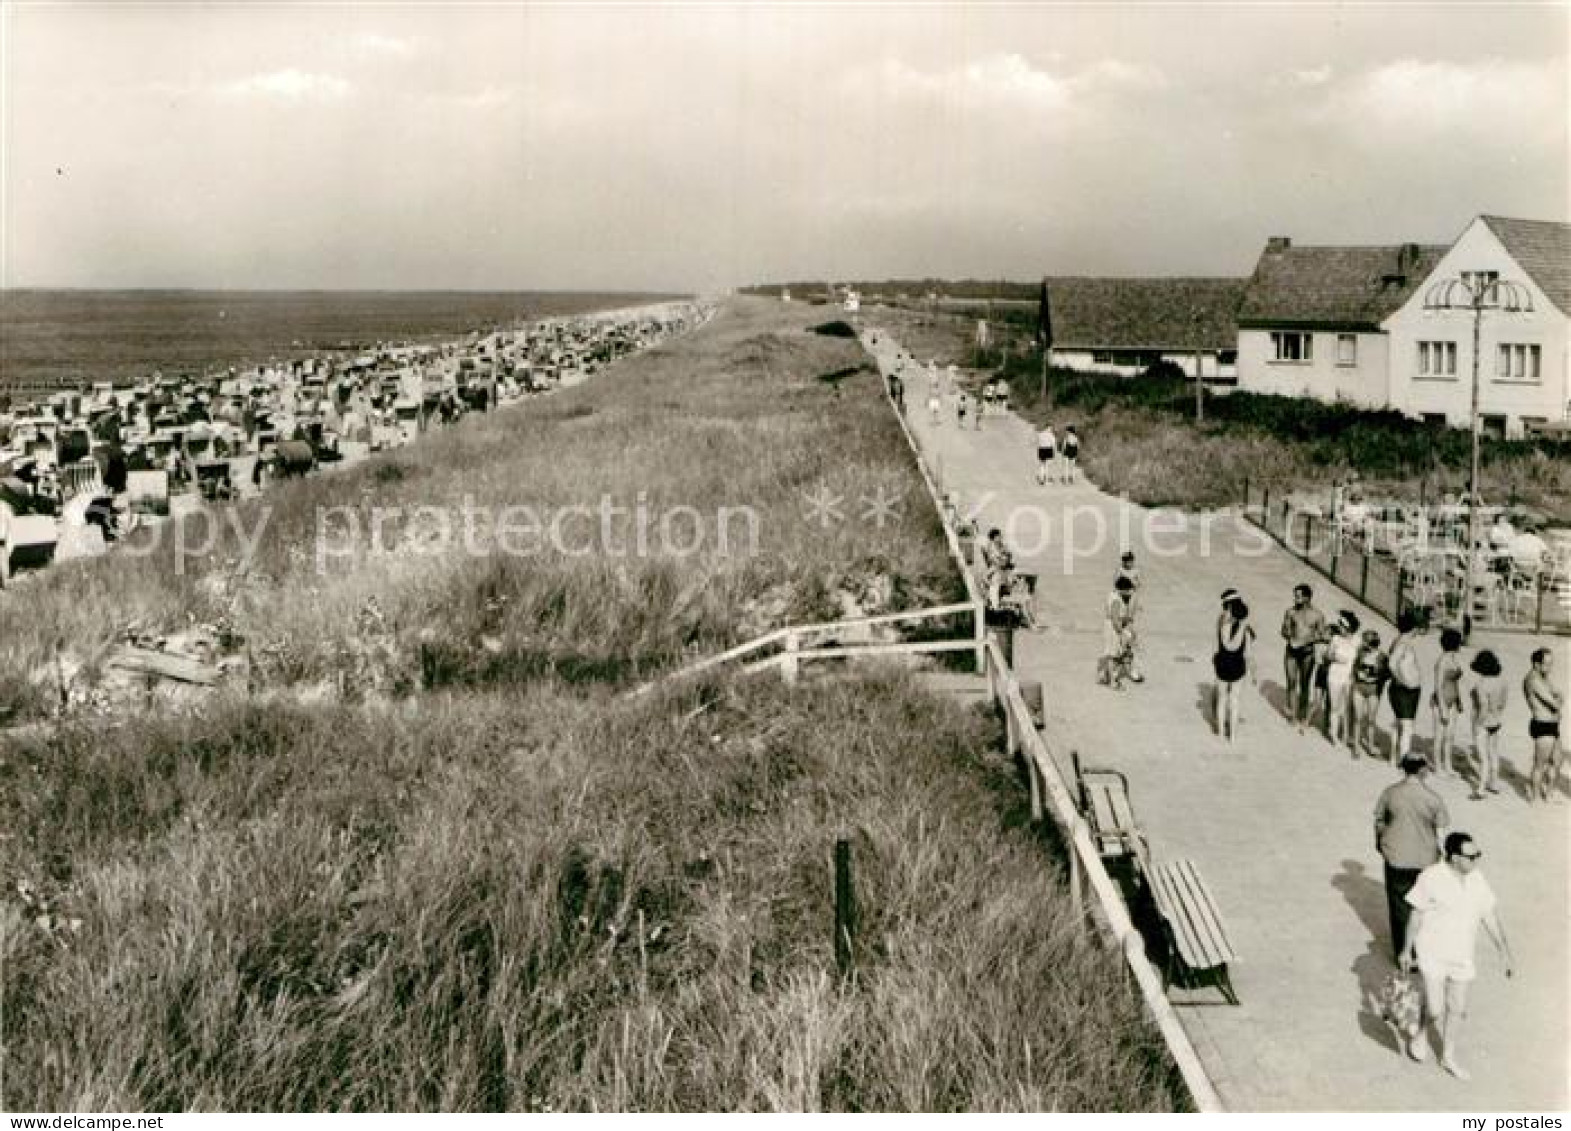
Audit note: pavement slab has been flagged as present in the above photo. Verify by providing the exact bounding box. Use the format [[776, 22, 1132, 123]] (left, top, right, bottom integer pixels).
[[867, 327, 1570, 1113]]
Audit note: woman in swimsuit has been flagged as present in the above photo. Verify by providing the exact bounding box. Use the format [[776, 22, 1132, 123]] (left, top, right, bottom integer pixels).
[[1431, 627, 1466, 778], [1324, 610, 1360, 747], [1213, 592, 1255, 741], [1469, 649, 1507, 799]]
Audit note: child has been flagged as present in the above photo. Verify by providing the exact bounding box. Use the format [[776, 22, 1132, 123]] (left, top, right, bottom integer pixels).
[[1351, 629, 1388, 759]]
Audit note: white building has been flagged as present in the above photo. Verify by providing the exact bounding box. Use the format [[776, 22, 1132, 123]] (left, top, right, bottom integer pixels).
[[1382, 216, 1570, 438], [1236, 217, 1570, 437]]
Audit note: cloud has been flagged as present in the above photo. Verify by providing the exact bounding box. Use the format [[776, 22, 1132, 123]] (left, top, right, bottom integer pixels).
[[850, 53, 1165, 116], [1284, 64, 1334, 87], [427, 86, 514, 111], [222, 69, 353, 101], [350, 32, 418, 59], [854, 54, 1070, 112], [1335, 57, 1561, 136]]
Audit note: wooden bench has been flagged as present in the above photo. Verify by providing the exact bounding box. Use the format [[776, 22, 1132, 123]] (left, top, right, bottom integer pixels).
[[1148, 858, 1240, 1005], [1071, 751, 1146, 864]]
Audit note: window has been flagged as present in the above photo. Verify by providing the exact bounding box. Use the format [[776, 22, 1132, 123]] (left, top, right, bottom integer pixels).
[[1422, 413, 1448, 428], [1336, 334, 1357, 366], [1271, 332, 1312, 362], [1417, 340, 1458, 379], [1480, 414, 1507, 439], [1494, 343, 1541, 383]]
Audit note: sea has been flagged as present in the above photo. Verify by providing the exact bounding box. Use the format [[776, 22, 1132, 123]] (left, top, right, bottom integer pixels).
[[0, 289, 681, 402]]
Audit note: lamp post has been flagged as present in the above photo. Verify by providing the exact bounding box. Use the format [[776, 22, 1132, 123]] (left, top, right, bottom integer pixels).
[[1421, 272, 1532, 637]]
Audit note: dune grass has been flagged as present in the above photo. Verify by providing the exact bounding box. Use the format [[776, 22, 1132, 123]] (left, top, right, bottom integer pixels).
[[1, 297, 1186, 1111], [3, 675, 1184, 1111]]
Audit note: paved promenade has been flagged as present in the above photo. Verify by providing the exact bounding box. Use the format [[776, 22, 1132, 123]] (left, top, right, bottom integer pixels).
[[868, 332, 1569, 1112]]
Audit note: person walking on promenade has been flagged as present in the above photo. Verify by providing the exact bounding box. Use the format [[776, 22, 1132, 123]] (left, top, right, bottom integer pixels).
[[1035, 425, 1057, 486], [1325, 610, 1361, 747], [956, 391, 970, 430], [1099, 575, 1141, 688], [1352, 628, 1389, 759], [1061, 425, 1080, 483], [928, 385, 942, 425], [1400, 832, 1515, 1078], [1280, 583, 1327, 732], [1431, 627, 1467, 779], [1524, 646, 1563, 803], [1213, 590, 1255, 740], [1375, 755, 1449, 962], [1468, 649, 1507, 800], [1387, 611, 1425, 763]]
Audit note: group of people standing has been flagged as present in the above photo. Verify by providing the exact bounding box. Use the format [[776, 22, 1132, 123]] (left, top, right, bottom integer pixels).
[[917, 363, 1010, 432], [1213, 581, 1565, 802], [1034, 424, 1080, 485]]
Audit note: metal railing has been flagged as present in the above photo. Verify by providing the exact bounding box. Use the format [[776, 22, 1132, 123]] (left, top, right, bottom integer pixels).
[[1242, 479, 1569, 636]]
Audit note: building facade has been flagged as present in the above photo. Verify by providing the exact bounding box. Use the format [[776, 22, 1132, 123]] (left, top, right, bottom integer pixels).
[[1382, 216, 1569, 438], [1236, 217, 1570, 437]]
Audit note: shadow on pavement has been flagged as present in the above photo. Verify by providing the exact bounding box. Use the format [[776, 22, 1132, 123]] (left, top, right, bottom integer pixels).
[[1334, 859, 1404, 1052]]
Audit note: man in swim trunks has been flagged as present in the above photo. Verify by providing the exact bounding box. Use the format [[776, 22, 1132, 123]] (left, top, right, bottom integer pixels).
[[1524, 647, 1563, 803], [1280, 583, 1328, 732]]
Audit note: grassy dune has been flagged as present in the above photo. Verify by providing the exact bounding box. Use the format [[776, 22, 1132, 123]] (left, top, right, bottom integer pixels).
[[1, 298, 1186, 1111], [1, 299, 958, 718]]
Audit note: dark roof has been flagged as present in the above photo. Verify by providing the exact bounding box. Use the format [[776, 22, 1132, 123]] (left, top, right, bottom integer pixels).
[[1236, 241, 1447, 330], [1044, 278, 1245, 350], [1482, 215, 1571, 316]]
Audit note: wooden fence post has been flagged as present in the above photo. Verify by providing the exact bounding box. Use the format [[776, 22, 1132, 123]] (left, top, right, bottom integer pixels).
[[1360, 554, 1370, 603], [1027, 754, 1043, 822], [974, 599, 987, 675], [1068, 832, 1084, 916], [782, 631, 799, 685], [834, 837, 856, 981]]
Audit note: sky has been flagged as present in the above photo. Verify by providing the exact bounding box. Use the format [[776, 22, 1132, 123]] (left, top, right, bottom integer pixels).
[[3, 2, 1567, 292]]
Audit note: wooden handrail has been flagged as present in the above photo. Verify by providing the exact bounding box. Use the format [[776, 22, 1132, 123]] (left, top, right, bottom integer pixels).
[[984, 637, 1224, 1113], [628, 600, 980, 696]]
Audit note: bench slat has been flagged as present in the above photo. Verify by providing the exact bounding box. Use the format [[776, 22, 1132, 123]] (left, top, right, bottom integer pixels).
[[1152, 860, 1236, 972], [1087, 782, 1120, 840], [1171, 860, 1237, 964]]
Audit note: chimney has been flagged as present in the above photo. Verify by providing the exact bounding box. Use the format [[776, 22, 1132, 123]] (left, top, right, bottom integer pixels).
[[1266, 236, 1292, 253], [1398, 242, 1421, 273]]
